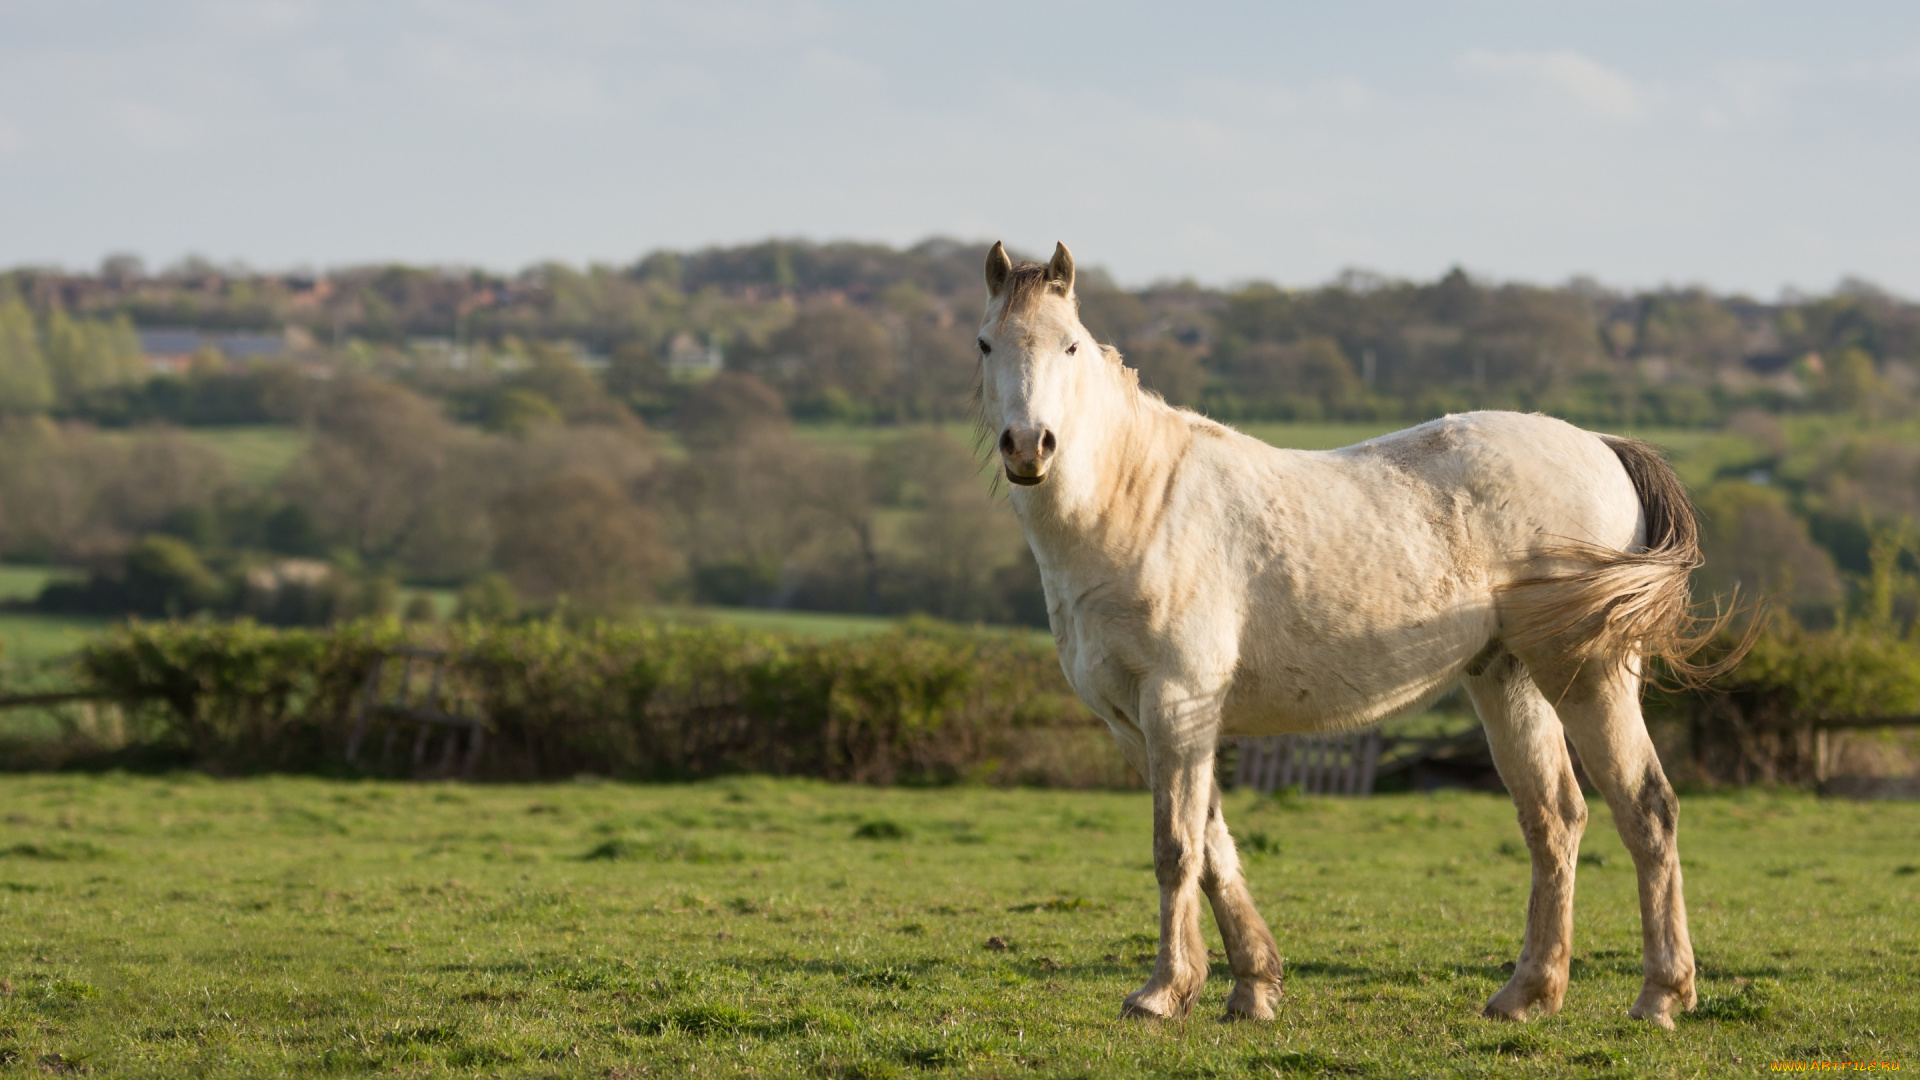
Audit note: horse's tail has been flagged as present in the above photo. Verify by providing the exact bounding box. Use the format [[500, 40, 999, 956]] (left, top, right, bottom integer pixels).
[[1499, 435, 1754, 685]]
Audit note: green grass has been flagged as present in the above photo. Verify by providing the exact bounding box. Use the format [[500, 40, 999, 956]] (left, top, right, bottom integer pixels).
[[178, 425, 310, 488], [643, 604, 921, 639], [0, 613, 107, 671], [0, 566, 77, 605], [641, 604, 1054, 645], [792, 422, 982, 454], [1231, 421, 1406, 450], [0, 776, 1911, 1077], [793, 418, 1723, 460]]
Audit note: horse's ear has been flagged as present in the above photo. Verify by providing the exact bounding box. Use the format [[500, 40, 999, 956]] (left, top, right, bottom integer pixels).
[[985, 241, 1013, 298], [1045, 242, 1075, 296]]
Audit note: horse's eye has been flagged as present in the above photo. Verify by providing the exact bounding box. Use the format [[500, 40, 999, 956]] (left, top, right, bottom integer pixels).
[[978, 339, 991, 355], [1066, 342, 1078, 355]]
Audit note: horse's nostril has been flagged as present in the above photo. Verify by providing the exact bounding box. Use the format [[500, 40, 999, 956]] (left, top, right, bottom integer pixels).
[[1040, 430, 1057, 455], [999, 429, 1017, 455]]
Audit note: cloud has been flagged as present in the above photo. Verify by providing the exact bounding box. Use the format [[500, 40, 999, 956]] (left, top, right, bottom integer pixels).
[[397, 38, 605, 120], [1851, 44, 1920, 82], [198, 0, 318, 39], [1457, 49, 1645, 122], [110, 100, 207, 148], [1716, 59, 1807, 115], [803, 49, 884, 88], [292, 45, 355, 96], [1191, 76, 1371, 120], [0, 111, 22, 152]]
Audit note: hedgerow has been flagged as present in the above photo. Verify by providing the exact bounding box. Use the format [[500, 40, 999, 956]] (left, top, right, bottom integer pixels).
[[64, 618, 1132, 787], [1655, 620, 1920, 784]]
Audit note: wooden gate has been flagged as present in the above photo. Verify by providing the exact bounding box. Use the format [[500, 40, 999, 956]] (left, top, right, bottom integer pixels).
[[1232, 731, 1383, 796], [344, 648, 486, 778]]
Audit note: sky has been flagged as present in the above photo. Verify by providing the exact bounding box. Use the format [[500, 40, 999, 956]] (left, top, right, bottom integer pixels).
[[3, 1, 1918, 295]]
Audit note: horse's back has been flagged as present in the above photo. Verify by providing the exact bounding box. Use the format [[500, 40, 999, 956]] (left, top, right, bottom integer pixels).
[[1336, 412, 1641, 556], [1206, 411, 1642, 735]]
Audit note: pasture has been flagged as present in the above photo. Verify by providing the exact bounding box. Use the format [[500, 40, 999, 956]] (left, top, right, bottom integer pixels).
[[0, 776, 1912, 1077]]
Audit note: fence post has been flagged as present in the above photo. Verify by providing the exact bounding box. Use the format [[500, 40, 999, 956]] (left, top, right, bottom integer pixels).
[[345, 657, 384, 764]]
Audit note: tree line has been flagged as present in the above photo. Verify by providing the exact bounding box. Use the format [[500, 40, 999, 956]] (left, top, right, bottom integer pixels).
[[1, 365, 1038, 628], [6, 239, 1919, 427], [3, 239, 1920, 631]]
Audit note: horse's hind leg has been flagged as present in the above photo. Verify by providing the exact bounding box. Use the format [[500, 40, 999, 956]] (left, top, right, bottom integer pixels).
[[1200, 782, 1283, 1020], [1544, 660, 1696, 1029], [1464, 649, 1588, 1021]]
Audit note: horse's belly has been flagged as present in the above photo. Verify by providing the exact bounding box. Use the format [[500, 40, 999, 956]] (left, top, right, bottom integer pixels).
[[1217, 619, 1487, 737], [1218, 667, 1456, 736]]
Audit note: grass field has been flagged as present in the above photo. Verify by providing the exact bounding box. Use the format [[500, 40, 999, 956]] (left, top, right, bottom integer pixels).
[[0, 615, 107, 671], [126, 418, 1735, 497], [178, 426, 312, 489], [0, 568, 109, 692], [794, 418, 1733, 474], [644, 604, 928, 640], [0, 776, 1911, 1078]]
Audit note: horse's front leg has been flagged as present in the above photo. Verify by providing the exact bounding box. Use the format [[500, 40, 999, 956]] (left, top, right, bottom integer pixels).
[[1122, 697, 1217, 1020], [1201, 783, 1284, 1020]]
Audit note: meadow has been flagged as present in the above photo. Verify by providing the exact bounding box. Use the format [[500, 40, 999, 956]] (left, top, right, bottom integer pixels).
[[0, 775, 1913, 1078]]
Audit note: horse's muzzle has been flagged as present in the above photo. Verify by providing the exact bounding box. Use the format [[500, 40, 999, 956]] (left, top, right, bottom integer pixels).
[[999, 424, 1055, 487]]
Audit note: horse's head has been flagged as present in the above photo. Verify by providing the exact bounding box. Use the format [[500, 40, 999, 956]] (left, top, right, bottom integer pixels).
[[977, 240, 1101, 489]]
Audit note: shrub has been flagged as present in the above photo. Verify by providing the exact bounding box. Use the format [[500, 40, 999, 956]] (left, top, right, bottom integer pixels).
[[70, 618, 1133, 787], [1656, 620, 1920, 784]]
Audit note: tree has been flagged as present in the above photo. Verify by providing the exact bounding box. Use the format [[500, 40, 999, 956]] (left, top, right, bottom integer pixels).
[[1124, 340, 1207, 407], [0, 420, 230, 563], [1822, 347, 1884, 413], [876, 430, 1023, 621], [676, 372, 788, 450], [661, 428, 825, 606], [744, 307, 894, 416], [121, 535, 222, 617], [44, 309, 143, 406], [1223, 337, 1361, 415], [491, 473, 678, 610], [0, 297, 53, 414], [485, 388, 564, 435], [603, 339, 669, 407], [1697, 481, 1842, 612], [277, 375, 475, 570], [455, 572, 519, 622]]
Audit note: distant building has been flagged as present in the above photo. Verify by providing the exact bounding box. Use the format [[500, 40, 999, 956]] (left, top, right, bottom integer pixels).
[[137, 330, 205, 374], [568, 342, 610, 371], [407, 336, 471, 370], [138, 329, 288, 374], [666, 332, 723, 377]]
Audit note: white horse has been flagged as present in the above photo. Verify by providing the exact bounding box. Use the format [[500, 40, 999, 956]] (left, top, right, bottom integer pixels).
[[977, 241, 1735, 1029]]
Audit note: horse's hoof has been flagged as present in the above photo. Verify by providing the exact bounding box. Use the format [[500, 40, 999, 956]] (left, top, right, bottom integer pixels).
[[1628, 981, 1690, 1029], [1221, 999, 1276, 1022], [1481, 987, 1553, 1022], [1222, 979, 1281, 1021], [1628, 1004, 1678, 1030], [1481, 1001, 1529, 1023], [1121, 985, 1196, 1020]]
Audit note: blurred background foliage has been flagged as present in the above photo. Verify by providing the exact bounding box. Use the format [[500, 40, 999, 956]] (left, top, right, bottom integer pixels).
[[1, 237, 1920, 646]]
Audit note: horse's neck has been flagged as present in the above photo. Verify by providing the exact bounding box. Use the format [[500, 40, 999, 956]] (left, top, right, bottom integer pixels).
[[1017, 382, 1192, 564]]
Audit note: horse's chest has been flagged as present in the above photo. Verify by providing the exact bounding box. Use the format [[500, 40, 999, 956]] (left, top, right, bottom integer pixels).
[[1045, 591, 1159, 724], [1051, 621, 1136, 720]]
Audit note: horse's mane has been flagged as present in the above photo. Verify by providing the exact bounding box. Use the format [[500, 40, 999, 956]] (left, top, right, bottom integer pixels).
[[995, 263, 1073, 329]]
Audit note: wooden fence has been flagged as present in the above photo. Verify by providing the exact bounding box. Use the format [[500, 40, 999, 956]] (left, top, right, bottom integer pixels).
[[343, 647, 486, 779], [1231, 731, 1384, 796]]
